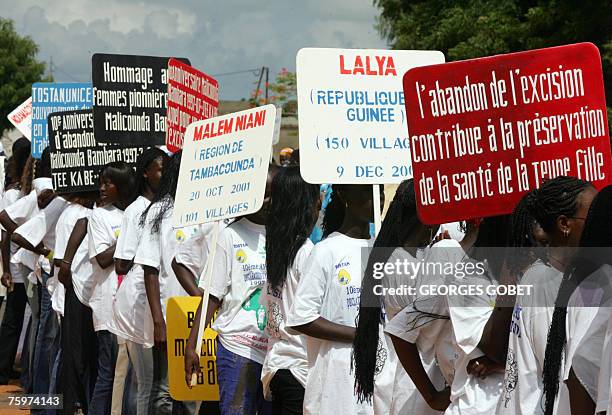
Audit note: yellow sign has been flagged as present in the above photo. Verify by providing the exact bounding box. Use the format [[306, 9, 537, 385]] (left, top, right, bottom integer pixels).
[[167, 296, 219, 401]]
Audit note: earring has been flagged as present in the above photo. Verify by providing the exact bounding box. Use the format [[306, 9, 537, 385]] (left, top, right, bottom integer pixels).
[[563, 229, 570, 237]]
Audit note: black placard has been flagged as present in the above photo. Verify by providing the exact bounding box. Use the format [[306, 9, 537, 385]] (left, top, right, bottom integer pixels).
[[49, 109, 146, 193], [91, 53, 190, 146]]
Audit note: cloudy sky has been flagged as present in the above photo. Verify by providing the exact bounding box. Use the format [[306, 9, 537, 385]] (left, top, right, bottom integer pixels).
[[2, 0, 387, 100]]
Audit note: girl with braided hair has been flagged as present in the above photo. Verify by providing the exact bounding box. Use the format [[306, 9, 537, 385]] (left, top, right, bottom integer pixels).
[[287, 184, 394, 414], [260, 166, 320, 414], [183, 165, 279, 415], [542, 185, 612, 415], [498, 176, 596, 415], [134, 151, 201, 414], [107, 147, 169, 415], [353, 179, 446, 414]]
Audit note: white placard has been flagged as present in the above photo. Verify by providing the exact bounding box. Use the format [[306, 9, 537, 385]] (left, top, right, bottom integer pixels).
[[297, 48, 444, 184], [272, 106, 282, 145], [173, 104, 276, 227], [7, 97, 32, 140]]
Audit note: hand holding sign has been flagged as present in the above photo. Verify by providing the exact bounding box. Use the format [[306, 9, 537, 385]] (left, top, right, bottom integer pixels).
[[173, 104, 276, 388], [403, 43, 611, 224]]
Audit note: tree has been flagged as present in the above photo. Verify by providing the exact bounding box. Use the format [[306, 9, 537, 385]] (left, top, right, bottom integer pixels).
[[250, 68, 297, 115], [374, 0, 612, 100], [0, 18, 48, 134]]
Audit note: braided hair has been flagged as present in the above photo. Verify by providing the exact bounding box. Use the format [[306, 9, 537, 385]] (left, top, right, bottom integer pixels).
[[526, 176, 591, 236], [542, 185, 612, 415], [265, 166, 320, 290], [353, 179, 425, 403], [507, 177, 592, 275], [19, 156, 35, 194], [134, 147, 169, 200], [505, 190, 541, 274], [321, 185, 344, 238], [6, 137, 30, 189], [140, 150, 182, 234]]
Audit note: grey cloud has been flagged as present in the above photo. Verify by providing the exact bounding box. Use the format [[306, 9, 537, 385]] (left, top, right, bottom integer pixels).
[[2, 0, 386, 99]]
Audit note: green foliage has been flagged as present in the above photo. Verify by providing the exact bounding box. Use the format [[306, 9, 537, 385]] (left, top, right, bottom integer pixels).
[[374, 0, 612, 99], [0, 18, 48, 134]]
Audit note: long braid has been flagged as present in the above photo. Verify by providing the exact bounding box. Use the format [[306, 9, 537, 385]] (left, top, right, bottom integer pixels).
[[140, 151, 182, 233], [506, 189, 543, 275], [353, 180, 421, 403], [527, 176, 594, 415], [321, 185, 344, 238]]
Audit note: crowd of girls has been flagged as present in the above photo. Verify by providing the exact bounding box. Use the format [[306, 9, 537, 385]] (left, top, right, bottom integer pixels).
[[0, 135, 610, 415]]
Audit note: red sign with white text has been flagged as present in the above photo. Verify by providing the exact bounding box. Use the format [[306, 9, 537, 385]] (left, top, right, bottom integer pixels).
[[403, 43, 611, 224], [166, 59, 219, 153]]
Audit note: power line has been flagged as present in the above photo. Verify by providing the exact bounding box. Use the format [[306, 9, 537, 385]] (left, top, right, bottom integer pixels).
[[48, 56, 84, 82], [211, 68, 262, 77], [52, 64, 83, 82]]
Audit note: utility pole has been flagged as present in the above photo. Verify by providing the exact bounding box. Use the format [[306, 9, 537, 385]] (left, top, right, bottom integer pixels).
[[253, 66, 265, 105], [253, 66, 269, 105], [264, 67, 269, 104]]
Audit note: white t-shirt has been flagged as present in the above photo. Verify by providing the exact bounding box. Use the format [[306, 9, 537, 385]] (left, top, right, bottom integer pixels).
[[0, 188, 22, 290], [498, 261, 565, 415], [0, 188, 22, 220], [261, 240, 313, 399], [382, 247, 427, 321], [134, 198, 197, 348], [5, 190, 39, 283], [209, 219, 269, 364], [114, 196, 149, 262], [88, 204, 123, 332], [597, 316, 612, 414], [4, 190, 37, 223], [446, 264, 503, 415], [384, 239, 461, 415], [109, 196, 150, 344], [175, 221, 220, 284], [564, 264, 612, 412], [287, 232, 394, 415], [438, 222, 466, 242], [15, 196, 66, 252], [53, 203, 92, 314], [14, 196, 67, 276]]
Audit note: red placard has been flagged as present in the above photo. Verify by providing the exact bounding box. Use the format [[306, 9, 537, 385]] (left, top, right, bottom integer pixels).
[[403, 43, 611, 224], [166, 59, 219, 153]]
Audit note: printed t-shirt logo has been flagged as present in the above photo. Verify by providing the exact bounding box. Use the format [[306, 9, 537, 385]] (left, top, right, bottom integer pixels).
[[502, 348, 518, 407], [338, 269, 351, 285], [242, 288, 267, 331], [236, 249, 247, 263]]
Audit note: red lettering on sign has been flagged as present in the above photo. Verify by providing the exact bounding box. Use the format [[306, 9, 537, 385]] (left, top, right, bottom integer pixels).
[[339, 55, 397, 76], [403, 43, 611, 224]]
